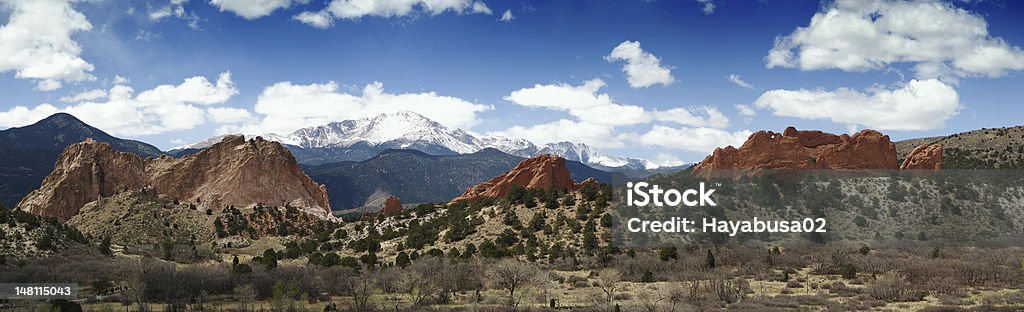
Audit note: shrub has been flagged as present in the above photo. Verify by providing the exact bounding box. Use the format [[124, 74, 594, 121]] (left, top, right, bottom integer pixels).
[[868, 274, 925, 302], [641, 270, 654, 283], [841, 263, 857, 279], [659, 246, 677, 261]]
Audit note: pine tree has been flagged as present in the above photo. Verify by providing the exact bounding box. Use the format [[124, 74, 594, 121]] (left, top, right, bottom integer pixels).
[[704, 249, 716, 269]]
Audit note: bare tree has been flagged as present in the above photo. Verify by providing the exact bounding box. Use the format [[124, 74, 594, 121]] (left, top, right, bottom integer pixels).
[[597, 268, 621, 306], [233, 284, 256, 312], [487, 259, 544, 308], [401, 258, 443, 307], [636, 288, 665, 312], [125, 264, 148, 312], [348, 274, 375, 311]]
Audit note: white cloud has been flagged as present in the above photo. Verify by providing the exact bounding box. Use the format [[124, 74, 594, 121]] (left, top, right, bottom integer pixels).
[[294, 0, 492, 28], [498, 78, 734, 150], [293, 10, 333, 28], [492, 119, 627, 149], [112, 75, 130, 85], [0, 0, 95, 91], [0, 72, 239, 136], [734, 104, 755, 117], [35, 79, 63, 91], [753, 79, 960, 131], [605, 40, 675, 88], [653, 107, 729, 128], [0, 104, 61, 128], [136, 71, 238, 105], [766, 0, 1024, 80], [697, 0, 715, 15], [59, 88, 107, 102], [503, 78, 725, 128], [149, 0, 201, 29], [211, 0, 304, 20], [638, 126, 750, 154], [241, 81, 491, 134], [207, 107, 253, 123], [654, 153, 685, 167], [725, 74, 754, 89], [498, 9, 513, 22]]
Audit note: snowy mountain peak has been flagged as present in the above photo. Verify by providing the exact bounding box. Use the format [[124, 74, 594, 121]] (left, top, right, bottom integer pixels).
[[181, 111, 669, 170], [289, 111, 479, 153]]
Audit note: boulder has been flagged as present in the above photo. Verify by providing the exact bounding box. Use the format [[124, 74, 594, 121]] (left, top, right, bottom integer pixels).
[[900, 144, 943, 170]]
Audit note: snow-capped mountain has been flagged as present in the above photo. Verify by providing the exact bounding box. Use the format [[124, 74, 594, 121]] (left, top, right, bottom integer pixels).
[[535, 141, 659, 170], [287, 111, 481, 154], [181, 111, 670, 170]]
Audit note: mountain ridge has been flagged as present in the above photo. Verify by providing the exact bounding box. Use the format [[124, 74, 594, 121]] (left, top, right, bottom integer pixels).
[[178, 111, 667, 170], [303, 148, 621, 210], [0, 113, 163, 207]]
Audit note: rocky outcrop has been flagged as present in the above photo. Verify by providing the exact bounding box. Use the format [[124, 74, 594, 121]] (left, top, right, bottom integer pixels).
[[18, 135, 332, 222], [578, 177, 599, 188], [692, 127, 899, 177], [380, 196, 403, 216], [900, 144, 943, 170], [15, 138, 148, 222], [451, 154, 579, 203]]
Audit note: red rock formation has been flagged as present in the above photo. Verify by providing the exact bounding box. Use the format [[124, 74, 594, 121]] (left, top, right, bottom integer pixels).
[[692, 127, 899, 177], [451, 154, 578, 203], [18, 135, 331, 222], [900, 144, 943, 170], [577, 177, 599, 188], [380, 196, 403, 216], [16, 138, 148, 222]]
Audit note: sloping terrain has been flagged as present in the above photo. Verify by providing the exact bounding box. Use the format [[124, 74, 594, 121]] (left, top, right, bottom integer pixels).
[[0, 207, 89, 260], [18, 135, 332, 222], [305, 148, 620, 209], [896, 126, 1024, 168], [0, 113, 162, 207]]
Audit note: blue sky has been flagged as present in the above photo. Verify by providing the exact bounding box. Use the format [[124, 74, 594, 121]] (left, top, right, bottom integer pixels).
[[1, 0, 1023, 164]]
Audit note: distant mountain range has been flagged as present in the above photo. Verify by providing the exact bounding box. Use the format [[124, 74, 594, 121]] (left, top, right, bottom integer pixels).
[[173, 111, 684, 172], [303, 148, 622, 210], [0, 113, 627, 211], [0, 113, 163, 208]]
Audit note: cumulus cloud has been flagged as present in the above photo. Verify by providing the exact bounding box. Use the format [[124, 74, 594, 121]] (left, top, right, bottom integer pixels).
[[210, 0, 304, 19], [493, 119, 628, 149], [498, 9, 513, 22], [0, 104, 61, 129], [136, 72, 238, 105], [766, 0, 1024, 80], [207, 107, 253, 124], [0, 0, 95, 91], [503, 78, 725, 128], [734, 104, 756, 117], [753, 79, 960, 131], [605, 40, 675, 88], [240, 81, 491, 135], [725, 74, 754, 89], [654, 153, 685, 167], [496, 78, 733, 150], [59, 89, 107, 102], [293, 10, 332, 28], [638, 126, 750, 154], [0, 72, 239, 136], [293, 0, 492, 28]]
